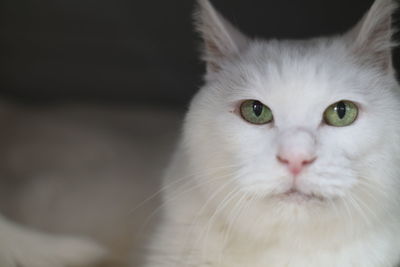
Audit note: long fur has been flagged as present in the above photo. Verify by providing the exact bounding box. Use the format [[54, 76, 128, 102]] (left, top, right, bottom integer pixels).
[[143, 0, 400, 266]]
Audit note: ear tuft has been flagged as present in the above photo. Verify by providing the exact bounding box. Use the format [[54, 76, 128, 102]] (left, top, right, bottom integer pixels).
[[346, 0, 398, 72], [194, 0, 249, 74]]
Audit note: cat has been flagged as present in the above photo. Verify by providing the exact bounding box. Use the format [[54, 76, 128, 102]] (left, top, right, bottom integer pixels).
[[143, 0, 400, 266]]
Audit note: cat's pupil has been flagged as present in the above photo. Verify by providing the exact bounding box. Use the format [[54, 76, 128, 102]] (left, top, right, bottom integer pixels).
[[252, 101, 263, 117], [336, 101, 346, 119]]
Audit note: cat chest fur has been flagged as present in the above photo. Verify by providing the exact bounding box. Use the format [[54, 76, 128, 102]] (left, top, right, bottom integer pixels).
[[151, 177, 400, 267]]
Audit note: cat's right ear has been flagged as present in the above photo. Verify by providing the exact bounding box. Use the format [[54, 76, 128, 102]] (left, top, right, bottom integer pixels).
[[194, 0, 249, 75]]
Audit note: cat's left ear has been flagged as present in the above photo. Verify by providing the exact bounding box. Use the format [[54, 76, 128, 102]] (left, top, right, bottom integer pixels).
[[345, 0, 398, 72], [194, 0, 250, 74]]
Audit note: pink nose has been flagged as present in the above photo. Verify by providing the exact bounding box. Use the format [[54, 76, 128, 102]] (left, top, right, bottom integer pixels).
[[276, 154, 316, 176]]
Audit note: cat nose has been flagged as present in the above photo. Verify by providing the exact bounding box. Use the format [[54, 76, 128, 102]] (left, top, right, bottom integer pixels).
[[276, 128, 317, 176], [276, 153, 316, 176]]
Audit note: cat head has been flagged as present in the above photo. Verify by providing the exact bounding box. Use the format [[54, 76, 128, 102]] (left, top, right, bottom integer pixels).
[[184, 0, 400, 231]]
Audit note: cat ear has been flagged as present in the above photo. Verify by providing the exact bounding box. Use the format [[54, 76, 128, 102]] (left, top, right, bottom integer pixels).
[[345, 0, 398, 72], [194, 0, 250, 74]]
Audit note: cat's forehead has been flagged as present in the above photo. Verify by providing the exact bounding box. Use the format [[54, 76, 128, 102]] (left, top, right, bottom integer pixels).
[[226, 38, 369, 104], [246, 39, 351, 86]]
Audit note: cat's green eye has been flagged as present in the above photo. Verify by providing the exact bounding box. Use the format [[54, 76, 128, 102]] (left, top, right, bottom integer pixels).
[[323, 100, 358, 127], [240, 100, 273, 125]]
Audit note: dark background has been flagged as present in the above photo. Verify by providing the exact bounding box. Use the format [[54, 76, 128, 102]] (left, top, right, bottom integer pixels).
[[1, 0, 399, 108]]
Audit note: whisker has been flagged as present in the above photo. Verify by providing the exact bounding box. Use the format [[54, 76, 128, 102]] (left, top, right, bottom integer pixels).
[[200, 186, 241, 261], [338, 195, 355, 233], [219, 192, 249, 266], [138, 171, 239, 236], [180, 178, 237, 265], [129, 164, 243, 215], [346, 193, 372, 228], [350, 193, 380, 224]]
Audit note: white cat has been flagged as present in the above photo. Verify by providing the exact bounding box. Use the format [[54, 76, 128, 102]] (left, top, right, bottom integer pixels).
[[143, 0, 400, 266]]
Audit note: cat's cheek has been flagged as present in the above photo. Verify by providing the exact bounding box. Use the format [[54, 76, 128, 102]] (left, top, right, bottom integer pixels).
[[318, 120, 377, 160], [298, 169, 357, 199], [217, 124, 292, 197]]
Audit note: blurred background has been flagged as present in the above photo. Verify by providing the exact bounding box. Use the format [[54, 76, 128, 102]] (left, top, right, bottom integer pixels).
[[0, 0, 399, 266], [1, 0, 399, 107]]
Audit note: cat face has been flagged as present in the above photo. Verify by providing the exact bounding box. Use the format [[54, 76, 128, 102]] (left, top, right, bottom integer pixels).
[[184, 0, 400, 228]]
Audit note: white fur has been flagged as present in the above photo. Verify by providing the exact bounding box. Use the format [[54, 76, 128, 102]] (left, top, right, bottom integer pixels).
[[144, 0, 400, 266]]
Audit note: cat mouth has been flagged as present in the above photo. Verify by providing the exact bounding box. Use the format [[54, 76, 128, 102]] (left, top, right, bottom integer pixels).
[[277, 189, 325, 202]]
